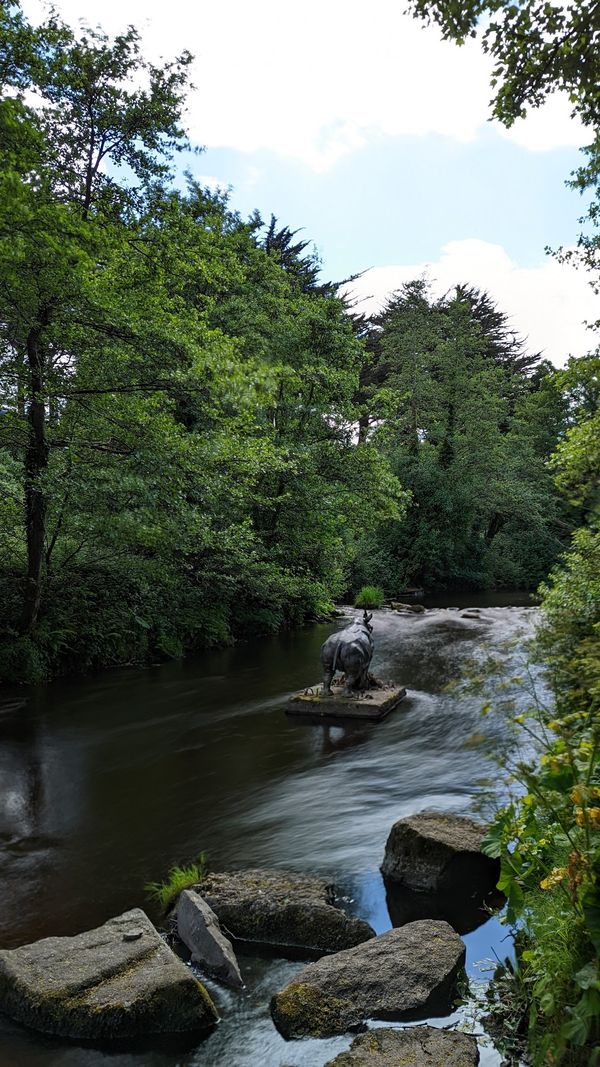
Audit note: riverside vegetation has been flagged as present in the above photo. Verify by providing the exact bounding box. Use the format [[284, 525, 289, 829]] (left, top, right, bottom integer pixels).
[[404, 0, 600, 1061], [1, 1, 600, 1063]]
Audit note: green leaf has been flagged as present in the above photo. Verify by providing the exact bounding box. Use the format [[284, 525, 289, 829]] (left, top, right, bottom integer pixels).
[[574, 960, 599, 990]]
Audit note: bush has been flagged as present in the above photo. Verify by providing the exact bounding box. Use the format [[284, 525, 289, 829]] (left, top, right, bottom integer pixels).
[[354, 584, 384, 608], [482, 526, 600, 1064]]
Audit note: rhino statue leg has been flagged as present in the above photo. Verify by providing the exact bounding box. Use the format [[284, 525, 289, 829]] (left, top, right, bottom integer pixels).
[[341, 663, 361, 696], [322, 668, 334, 696]]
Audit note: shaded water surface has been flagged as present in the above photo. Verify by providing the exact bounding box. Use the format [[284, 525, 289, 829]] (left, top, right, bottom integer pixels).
[[0, 601, 539, 1066]]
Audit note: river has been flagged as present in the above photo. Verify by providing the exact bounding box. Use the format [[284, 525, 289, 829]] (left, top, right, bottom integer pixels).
[[0, 596, 540, 1066]]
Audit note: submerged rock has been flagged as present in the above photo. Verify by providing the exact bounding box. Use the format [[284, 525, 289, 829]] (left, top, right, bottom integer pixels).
[[198, 868, 374, 957], [381, 811, 500, 895], [177, 889, 243, 989], [270, 920, 465, 1038], [324, 1025, 480, 1066], [0, 908, 218, 1040]]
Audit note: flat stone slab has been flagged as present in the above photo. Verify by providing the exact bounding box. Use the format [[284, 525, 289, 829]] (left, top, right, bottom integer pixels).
[[271, 920, 465, 1038], [325, 1026, 480, 1066], [177, 889, 243, 989], [197, 868, 375, 957], [381, 811, 500, 895], [0, 908, 218, 1040], [287, 684, 407, 721]]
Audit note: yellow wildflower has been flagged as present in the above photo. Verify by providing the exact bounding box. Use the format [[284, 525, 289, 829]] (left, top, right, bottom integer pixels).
[[540, 867, 567, 890], [588, 807, 600, 828], [571, 784, 587, 805]]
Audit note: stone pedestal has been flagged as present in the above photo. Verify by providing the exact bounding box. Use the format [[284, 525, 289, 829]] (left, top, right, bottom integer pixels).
[[287, 684, 407, 722]]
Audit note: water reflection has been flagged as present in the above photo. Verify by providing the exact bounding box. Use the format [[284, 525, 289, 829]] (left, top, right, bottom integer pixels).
[[385, 879, 505, 936]]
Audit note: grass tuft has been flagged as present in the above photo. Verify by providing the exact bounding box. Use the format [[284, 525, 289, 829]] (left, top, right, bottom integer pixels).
[[145, 852, 208, 912], [354, 585, 384, 609]]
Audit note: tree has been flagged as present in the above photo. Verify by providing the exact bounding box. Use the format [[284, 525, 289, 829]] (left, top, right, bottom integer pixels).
[[0, 8, 404, 681], [0, 3, 192, 631], [352, 281, 570, 590], [407, 0, 600, 305], [551, 354, 600, 515]]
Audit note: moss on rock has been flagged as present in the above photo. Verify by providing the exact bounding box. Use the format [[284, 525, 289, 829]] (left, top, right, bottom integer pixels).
[[324, 1025, 480, 1066], [270, 982, 361, 1039], [271, 921, 466, 1038]]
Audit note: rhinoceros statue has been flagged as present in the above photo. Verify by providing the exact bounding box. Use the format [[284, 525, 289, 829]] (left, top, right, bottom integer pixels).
[[320, 610, 374, 697]]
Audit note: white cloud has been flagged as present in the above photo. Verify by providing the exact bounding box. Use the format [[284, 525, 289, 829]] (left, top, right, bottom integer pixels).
[[196, 174, 228, 192], [21, 0, 585, 170], [498, 95, 588, 152], [348, 239, 600, 365]]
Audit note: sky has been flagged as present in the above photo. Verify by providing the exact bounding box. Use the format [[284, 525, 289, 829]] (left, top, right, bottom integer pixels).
[[22, 0, 600, 365]]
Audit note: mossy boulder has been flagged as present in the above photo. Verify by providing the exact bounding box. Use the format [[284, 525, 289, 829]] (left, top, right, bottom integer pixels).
[[197, 868, 374, 956], [0, 908, 218, 1040], [271, 920, 465, 1038], [381, 811, 500, 895], [324, 1025, 479, 1066]]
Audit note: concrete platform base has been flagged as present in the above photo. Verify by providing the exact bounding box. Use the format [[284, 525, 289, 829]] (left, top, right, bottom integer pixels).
[[286, 683, 407, 722]]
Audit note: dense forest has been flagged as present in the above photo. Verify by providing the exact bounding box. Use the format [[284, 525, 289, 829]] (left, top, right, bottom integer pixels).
[[0, 2, 583, 685]]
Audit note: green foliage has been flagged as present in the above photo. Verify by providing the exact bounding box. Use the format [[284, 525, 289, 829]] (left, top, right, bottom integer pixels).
[[353, 280, 570, 593], [354, 585, 384, 608], [146, 853, 209, 913], [482, 949, 531, 1063], [481, 521, 600, 1059], [0, 5, 405, 682]]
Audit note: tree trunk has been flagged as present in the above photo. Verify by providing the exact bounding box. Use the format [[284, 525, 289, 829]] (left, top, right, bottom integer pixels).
[[485, 512, 505, 544], [20, 314, 50, 633], [357, 414, 369, 444], [439, 401, 454, 470]]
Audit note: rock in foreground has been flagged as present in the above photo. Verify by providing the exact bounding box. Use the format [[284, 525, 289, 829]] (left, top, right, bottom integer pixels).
[[0, 909, 218, 1040], [271, 920, 465, 1038], [199, 869, 374, 956], [381, 811, 500, 894], [325, 1025, 480, 1066], [177, 889, 243, 988]]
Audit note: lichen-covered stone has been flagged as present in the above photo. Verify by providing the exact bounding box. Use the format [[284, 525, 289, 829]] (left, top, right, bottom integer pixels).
[[198, 869, 374, 956], [381, 811, 500, 894], [271, 920, 465, 1038], [324, 1026, 480, 1066], [0, 909, 218, 1040], [177, 889, 243, 989]]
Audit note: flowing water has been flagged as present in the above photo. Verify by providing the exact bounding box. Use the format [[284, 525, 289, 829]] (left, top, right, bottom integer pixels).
[[0, 597, 541, 1066]]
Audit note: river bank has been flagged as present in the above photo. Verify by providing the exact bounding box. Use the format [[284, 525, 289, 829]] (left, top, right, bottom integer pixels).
[[0, 600, 540, 1065]]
